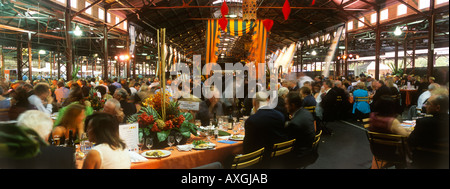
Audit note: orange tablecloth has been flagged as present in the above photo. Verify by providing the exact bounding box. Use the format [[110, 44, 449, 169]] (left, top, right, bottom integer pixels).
[[400, 89, 418, 107], [131, 135, 243, 169]]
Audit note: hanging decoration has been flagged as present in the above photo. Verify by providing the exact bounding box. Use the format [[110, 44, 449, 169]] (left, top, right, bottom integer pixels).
[[243, 0, 257, 21], [219, 17, 228, 31], [311, 0, 316, 6], [263, 19, 274, 32], [282, 0, 291, 20], [221, 0, 229, 16]]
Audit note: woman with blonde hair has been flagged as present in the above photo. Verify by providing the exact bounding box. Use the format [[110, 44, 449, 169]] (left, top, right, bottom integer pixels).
[[52, 103, 86, 141]]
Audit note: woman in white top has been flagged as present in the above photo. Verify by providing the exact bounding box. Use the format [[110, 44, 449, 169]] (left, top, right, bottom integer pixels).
[[82, 113, 130, 169]]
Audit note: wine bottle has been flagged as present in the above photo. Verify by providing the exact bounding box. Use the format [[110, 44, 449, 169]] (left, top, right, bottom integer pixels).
[[67, 130, 75, 148], [212, 113, 218, 128], [60, 134, 66, 147], [48, 131, 55, 145], [228, 114, 234, 130]]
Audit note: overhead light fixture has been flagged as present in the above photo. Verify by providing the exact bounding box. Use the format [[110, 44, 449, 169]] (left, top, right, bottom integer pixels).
[[142, 53, 148, 56], [116, 45, 125, 48], [74, 25, 82, 36], [39, 50, 46, 55], [394, 26, 402, 36], [311, 50, 317, 56]]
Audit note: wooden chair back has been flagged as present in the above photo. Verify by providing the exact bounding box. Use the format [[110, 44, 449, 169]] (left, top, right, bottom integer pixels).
[[231, 147, 265, 169]]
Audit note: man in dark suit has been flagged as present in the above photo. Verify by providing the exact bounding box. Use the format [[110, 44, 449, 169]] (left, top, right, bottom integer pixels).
[[243, 91, 288, 168], [285, 92, 316, 159], [321, 80, 349, 122], [408, 93, 449, 168]]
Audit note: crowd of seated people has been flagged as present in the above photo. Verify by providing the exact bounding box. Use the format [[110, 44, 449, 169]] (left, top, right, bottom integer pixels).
[[0, 71, 447, 169]]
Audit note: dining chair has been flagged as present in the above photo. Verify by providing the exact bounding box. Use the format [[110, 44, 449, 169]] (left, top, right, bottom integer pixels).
[[304, 106, 316, 113], [366, 131, 411, 169], [230, 147, 265, 169], [266, 139, 296, 169], [362, 118, 370, 129], [411, 143, 449, 169], [355, 96, 370, 103], [312, 130, 322, 153], [270, 139, 296, 158]]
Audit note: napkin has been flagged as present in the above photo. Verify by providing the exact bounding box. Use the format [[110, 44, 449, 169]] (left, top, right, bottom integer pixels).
[[177, 144, 194, 151], [218, 140, 237, 144], [128, 151, 148, 162]]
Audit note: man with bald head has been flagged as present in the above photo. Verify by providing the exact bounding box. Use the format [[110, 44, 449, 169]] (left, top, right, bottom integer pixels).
[[243, 91, 288, 168], [408, 92, 449, 168]]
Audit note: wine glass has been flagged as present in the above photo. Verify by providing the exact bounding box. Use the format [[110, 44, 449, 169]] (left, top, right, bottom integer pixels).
[[167, 136, 175, 151], [146, 137, 153, 150], [175, 133, 183, 145], [195, 119, 201, 127], [205, 128, 211, 142]]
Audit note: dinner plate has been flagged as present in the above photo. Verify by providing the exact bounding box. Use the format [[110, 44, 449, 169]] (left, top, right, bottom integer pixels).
[[193, 143, 216, 150], [141, 150, 171, 158], [229, 135, 245, 141]]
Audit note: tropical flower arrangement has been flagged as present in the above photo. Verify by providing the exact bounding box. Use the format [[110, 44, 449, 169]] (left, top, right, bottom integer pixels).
[[128, 91, 198, 143], [85, 88, 105, 111]]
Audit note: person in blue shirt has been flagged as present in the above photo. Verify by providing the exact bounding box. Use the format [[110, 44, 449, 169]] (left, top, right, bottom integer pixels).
[[352, 82, 371, 120], [22, 74, 28, 81]]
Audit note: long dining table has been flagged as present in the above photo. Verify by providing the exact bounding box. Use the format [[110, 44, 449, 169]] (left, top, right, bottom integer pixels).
[[131, 133, 244, 169], [76, 130, 244, 169]]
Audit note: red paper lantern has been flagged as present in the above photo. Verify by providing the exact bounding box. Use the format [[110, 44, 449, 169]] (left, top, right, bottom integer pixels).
[[311, 0, 316, 6], [221, 0, 229, 16], [263, 19, 274, 32], [219, 17, 228, 31], [282, 0, 291, 20]]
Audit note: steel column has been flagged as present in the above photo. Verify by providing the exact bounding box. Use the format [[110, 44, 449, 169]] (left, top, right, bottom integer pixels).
[[344, 25, 349, 77], [103, 8, 109, 80], [65, 0, 73, 81], [395, 40, 399, 71], [375, 7, 381, 80], [27, 34, 32, 81], [427, 0, 435, 77]]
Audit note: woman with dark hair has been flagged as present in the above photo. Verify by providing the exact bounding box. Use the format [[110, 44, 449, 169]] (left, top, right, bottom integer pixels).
[[368, 95, 410, 136], [8, 83, 37, 120], [82, 113, 130, 169]]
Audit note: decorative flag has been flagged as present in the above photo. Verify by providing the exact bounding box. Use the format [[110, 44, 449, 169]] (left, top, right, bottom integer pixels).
[[219, 17, 228, 31], [221, 0, 229, 16], [282, 0, 291, 20], [263, 19, 273, 32]]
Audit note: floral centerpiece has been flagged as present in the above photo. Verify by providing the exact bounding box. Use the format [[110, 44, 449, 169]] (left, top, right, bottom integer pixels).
[[85, 88, 105, 111], [128, 91, 198, 145]]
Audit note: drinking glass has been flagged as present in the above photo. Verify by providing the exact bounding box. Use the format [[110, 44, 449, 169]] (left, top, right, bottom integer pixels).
[[53, 135, 61, 146], [146, 137, 153, 150], [195, 119, 201, 127], [233, 125, 239, 135], [175, 133, 183, 145], [80, 133, 87, 153], [205, 128, 211, 142], [167, 136, 175, 151]]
